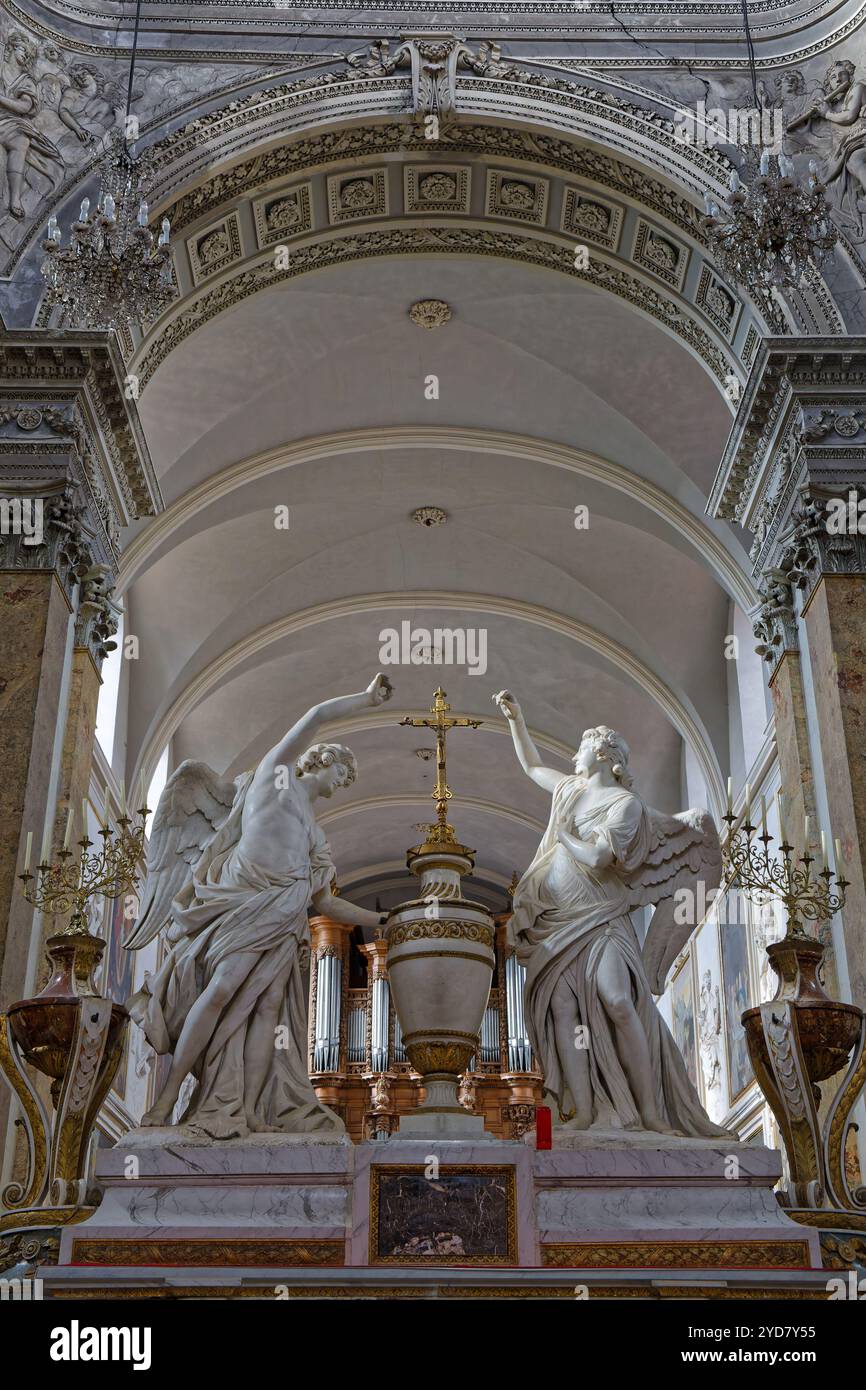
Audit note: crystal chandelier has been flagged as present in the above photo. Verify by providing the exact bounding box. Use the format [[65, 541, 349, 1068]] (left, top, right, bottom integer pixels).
[[39, 0, 176, 331], [41, 135, 174, 330], [702, 151, 838, 290], [701, 0, 838, 291]]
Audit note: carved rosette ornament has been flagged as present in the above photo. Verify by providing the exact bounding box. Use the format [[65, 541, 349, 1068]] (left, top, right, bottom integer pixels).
[[409, 299, 452, 330], [412, 506, 448, 528]]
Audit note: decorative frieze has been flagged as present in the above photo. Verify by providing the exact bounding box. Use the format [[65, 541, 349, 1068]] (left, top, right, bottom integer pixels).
[[134, 223, 733, 391], [709, 338, 866, 578], [161, 123, 713, 253], [0, 334, 160, 539]]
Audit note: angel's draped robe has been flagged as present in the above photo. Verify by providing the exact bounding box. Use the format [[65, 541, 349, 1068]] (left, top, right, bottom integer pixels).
[[128, 773, 343, 1139], [511, 776, 729, 1137]]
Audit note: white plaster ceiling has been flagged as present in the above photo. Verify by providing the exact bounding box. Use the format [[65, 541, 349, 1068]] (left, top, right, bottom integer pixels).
[[122, 250, 752, 909]]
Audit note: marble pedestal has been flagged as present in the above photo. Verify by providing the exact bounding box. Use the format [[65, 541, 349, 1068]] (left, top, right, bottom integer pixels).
[[42, 1129, 824, 1295], [530, 1132, 823, 1270], [57, 1130, 353, 1269]]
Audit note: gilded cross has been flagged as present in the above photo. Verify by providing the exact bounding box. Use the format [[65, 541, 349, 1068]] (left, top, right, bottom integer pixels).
[[400, 687, 482, 833]]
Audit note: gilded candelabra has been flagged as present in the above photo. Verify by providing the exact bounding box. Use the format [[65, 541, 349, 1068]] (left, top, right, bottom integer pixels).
[[721, 794, 848, 940], [18, 802, 148, 937], [0, 799, 147, 1246], [722, 793, 866, 1233]]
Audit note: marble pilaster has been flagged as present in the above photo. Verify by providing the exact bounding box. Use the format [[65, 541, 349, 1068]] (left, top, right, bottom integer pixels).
[[709, 336, 866, 1009], [0, 331, 157, 1147], [803, 576, 866, 1007], [767, 650, 819, 856]]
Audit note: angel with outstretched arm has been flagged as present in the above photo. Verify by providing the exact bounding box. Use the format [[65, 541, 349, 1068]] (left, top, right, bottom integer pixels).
[[492, 690, 732, 1138], [125, 674, 393, 1138]]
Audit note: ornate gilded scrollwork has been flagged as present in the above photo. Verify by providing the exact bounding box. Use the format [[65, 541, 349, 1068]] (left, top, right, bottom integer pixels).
[[0, 934, 128, 1236], [744, 938, 866, 1227]]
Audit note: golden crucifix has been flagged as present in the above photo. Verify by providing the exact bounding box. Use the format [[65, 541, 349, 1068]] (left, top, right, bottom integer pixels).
[[400, 687, 482, 847]]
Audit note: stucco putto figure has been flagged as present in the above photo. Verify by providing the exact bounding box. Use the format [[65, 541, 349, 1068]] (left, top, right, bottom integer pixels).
[[125, 673, 393, 1139], [494, 691, 731, 1138]]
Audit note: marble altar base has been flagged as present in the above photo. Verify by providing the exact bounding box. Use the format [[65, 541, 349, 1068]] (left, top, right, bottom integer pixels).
[[39, 1131, 825, 1296]]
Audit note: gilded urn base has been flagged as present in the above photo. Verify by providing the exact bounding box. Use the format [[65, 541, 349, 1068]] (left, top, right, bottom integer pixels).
[[386, 845, 496, 1134], [743, 934, 866, 1218], [0, 932, 128, 1231]]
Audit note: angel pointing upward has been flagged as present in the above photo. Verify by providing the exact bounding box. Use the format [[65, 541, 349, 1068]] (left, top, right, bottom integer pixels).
[[494, 692, 732, 1138], [125, 674, 393, 1139]]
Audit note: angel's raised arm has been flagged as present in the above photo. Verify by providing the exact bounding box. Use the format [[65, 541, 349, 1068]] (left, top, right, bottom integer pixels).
[[255, 673, 393, 785], [492, 690, 562, 794]]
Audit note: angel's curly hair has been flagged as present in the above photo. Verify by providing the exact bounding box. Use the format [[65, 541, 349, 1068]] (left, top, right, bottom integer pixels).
[[295, 741, 357, 785], [575, 725, 634, 788]]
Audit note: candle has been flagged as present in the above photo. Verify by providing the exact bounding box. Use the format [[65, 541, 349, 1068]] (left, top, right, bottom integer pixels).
[[744, 783, 751, 823], [761, 795, 768, 837], [138, 773, 146, 813], [726, 777, 733, 816], [119, 780, 127, 817], [804, 814, 810, 851], [23, 831, 33, 874], [835, 837, 844, 871], [776, 791, 787, 844], [63, 806, 74, 849], [79, 197, 90, 221], [760, 150, 770, 176], [159, 217, 170, 246], [82, 799, 89, 841], [819, 830, 827, 874], [40, 821, 52, 866]]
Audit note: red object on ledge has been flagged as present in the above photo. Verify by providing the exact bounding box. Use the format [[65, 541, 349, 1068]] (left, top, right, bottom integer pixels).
[[536, 1105, 552, 1149]]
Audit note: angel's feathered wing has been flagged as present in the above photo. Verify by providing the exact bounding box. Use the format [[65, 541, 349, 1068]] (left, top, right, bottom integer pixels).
[[623, 807, 722, 995], [123, 760, 238, 950]]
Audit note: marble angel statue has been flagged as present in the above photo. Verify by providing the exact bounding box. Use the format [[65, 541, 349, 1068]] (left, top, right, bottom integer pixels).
[[494, 691, 731, 1138], [124, 674, 394, 1139]]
